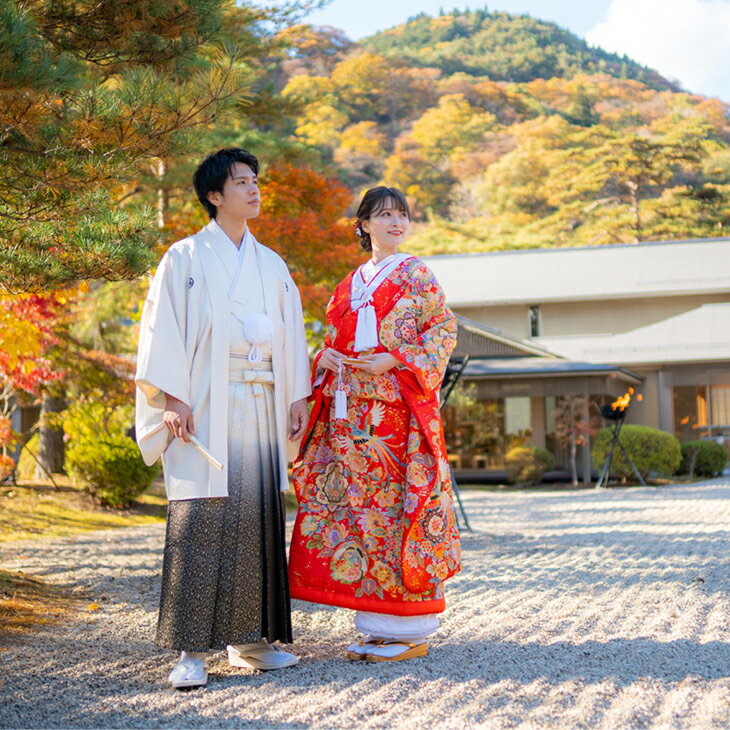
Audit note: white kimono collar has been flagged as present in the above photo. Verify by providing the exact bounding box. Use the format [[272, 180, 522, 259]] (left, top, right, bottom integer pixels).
[[350, 252, 413, 352], [203, 220, 265, 312], [351, 252, 413, 311]]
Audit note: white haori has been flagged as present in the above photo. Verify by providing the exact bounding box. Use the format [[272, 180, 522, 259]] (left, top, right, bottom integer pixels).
[[135, 219, 311, 500], [354, 611, 439, 641], [350, 253, 413, 352]]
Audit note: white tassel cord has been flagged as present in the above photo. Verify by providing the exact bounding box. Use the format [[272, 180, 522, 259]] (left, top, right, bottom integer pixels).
[[334, 360, 347, 419], [242, 312, 274, 363], [334, 389, 348, 419], [354, 303, 378, 352]]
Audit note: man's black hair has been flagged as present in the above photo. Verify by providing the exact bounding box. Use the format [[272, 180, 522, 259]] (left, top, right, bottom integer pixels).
[[192, 148, 259, 219]]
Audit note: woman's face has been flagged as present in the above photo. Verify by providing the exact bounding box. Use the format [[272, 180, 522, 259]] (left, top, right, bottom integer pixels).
[[362, 200, 410, 254]]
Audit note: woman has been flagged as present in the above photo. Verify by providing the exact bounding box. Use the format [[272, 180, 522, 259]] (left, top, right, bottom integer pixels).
[[288, 186, 461, 663]]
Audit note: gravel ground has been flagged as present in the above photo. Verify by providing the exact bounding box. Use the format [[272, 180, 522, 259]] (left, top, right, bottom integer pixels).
[[2, 480, 730, 729]]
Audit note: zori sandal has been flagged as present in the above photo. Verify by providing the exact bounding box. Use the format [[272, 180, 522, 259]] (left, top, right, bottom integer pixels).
[[345, 636, 382, 661], [364, 640, 428, 663]]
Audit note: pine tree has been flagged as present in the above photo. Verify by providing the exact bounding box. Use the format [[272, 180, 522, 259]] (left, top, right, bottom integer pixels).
[[0, 0, 251, 292]]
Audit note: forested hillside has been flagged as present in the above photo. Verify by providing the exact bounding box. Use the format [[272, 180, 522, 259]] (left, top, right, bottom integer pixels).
[[280, 8, 730, 254], [363, 9, 674, 89]]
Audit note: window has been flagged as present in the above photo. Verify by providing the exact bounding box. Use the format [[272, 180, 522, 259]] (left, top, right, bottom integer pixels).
[[711, 385, 730, 426], [505, 397, 531, 435], [674, 382, 730, 439], [528, 305, 541, 337], [674, 386, 707, 440]]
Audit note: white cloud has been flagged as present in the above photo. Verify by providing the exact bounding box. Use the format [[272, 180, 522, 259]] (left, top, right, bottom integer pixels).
[[585, 0, 730, 101]]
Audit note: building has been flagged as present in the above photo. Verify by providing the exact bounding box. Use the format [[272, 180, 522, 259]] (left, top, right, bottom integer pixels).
[[427, 238, 730, 480]]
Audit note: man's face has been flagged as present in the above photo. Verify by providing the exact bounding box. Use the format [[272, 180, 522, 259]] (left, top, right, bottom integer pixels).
[[207, 162, 260, 221]]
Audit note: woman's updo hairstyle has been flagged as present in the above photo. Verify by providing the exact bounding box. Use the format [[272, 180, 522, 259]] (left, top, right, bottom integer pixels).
[[354, 186, 410, 253]]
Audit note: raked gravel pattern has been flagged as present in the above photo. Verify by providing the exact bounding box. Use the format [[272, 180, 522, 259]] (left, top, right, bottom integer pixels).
[[2, 479, 730, 729]]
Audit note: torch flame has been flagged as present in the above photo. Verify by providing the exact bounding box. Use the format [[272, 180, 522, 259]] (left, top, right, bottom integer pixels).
[[610, 388, 642, 411]]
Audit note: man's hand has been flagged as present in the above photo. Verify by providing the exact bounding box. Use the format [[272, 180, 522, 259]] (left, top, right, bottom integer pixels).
[[351, 352, 399, 376], [163, 394, 195, 443], [289, 397, 309, 441]]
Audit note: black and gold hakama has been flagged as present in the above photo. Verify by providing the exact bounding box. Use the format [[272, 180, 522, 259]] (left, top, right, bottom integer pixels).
[[156, 357, 291, 651]]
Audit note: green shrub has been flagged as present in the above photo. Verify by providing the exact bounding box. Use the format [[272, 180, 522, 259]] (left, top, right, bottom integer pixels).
[[591, 425, 681, 482], [678, 440, 728, 477], [63, 400, 131, 444], [505, 446, 555, 485], [66, 434, 158, 508], [62, 399, 157, 507]]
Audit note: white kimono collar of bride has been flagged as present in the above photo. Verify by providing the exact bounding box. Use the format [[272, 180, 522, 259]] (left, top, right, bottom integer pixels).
[[351, 252, 413, 311], [350, 252, 413, 351]]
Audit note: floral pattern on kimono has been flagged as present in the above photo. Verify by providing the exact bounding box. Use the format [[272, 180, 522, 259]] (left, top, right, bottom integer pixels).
[[289, 257, 461, 616]]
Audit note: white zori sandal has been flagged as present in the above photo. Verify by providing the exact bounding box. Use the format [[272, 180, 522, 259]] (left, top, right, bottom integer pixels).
[[364, 640, 428, 663], [345, 635, 379, 661], [227, 640, 299, 671], [168, 652, 208, 689]]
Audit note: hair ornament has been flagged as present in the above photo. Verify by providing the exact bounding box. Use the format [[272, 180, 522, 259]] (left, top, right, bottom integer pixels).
[[354, 220, 364, 238]]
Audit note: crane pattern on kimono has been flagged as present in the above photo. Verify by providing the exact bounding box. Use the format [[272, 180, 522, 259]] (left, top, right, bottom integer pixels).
[[335, 401, 406, 473]]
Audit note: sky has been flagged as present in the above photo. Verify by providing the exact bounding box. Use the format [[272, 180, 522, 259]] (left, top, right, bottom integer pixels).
[[263, 0, 730, 101]]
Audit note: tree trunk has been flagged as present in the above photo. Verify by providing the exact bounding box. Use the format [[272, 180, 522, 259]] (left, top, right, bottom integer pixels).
[[628, 181, 641, 242], [35, 392, 66, 480], [581, 395, 592, 485], [569, 398, 578, 486], [155, 158, 168, 230]]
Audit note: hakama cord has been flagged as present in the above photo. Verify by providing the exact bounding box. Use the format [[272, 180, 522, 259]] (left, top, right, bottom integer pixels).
[[289, 258, 461, 616]]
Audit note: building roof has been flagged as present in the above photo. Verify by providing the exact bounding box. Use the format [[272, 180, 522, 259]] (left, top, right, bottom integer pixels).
[[535, 303, 730, 365], [454, 315, 556, 359], [464, 357, 643, 384], [423, 237, 730, 307]]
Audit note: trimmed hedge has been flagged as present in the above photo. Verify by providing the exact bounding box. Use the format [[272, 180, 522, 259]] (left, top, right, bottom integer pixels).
[[65, 434, 158, 508], [592, 425, 681, 482], [505, 446, 555, 486], [678, 440, 727, 477]]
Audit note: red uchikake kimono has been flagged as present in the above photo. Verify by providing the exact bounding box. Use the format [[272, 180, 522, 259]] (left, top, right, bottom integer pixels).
[[289, 256, 461, 616]]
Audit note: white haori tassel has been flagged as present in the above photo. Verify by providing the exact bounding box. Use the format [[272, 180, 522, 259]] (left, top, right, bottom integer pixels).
[[334, 360, 347, 419], [354, 302, 378, 352], [242, 312, 274, 363]]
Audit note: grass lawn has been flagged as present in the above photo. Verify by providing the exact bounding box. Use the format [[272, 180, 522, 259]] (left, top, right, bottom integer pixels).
[[0, 477, 167, 543]]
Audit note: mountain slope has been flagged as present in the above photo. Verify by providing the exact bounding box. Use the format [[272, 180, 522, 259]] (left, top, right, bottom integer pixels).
[[363, 9, 676, 91]]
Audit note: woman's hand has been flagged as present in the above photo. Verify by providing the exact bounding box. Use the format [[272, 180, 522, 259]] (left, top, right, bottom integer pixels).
[[351, 352, 399, 376], [163, 394, 195, 442], [317, 347, 347, 373]]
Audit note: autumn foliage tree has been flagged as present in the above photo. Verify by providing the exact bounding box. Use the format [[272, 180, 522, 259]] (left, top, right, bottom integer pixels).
[[0, 294, 65, 394], [550, 395, 601, 486], [0, 293, 65, 479], [253, 163, 360, 318]]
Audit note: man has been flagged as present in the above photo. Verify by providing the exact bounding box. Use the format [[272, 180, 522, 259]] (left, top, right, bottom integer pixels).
[[135, 148, 311, 689]]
